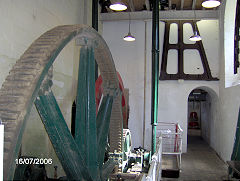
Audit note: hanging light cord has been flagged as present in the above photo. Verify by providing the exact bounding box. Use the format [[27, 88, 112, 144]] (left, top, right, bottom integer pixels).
[[194, 23, 197, 34], [193, 10, 197, 33], [194, 10, 196, 30], [128, 12, 131, 33]]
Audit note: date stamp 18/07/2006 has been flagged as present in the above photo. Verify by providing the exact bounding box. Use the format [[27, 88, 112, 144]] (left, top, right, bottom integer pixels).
[[15, 158, 52, 165]]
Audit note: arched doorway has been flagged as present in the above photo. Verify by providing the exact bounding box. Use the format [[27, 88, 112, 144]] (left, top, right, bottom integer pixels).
[[188, 89, 207, 137], [187, 87, 218, 145]]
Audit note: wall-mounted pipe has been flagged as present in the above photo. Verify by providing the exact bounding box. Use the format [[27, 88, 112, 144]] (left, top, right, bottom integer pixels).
[[92, 0, 98, 31], [151, 0, 160, 154], [92, 0, 98, 80], [143, 20, 147, 148], [0, 122, 3, 181]]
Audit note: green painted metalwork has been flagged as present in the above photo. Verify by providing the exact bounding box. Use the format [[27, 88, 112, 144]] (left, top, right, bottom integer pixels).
[[35, 91, 92, 181], [123, 135, 130, 153], [35, 45, 116, 180], [76, 45, 87, 157], [6, 32, 78, 181], [92, 0, 99, 80], [96, 95, 114, 169], [75, 45, 99, 180], [2, 25, 119, 180], [230, 108, 240, 175], [101, 159, 117, 180], [35, 45, 117, 180], [151, 0, 160, 154], [231, 108, 240, 161]]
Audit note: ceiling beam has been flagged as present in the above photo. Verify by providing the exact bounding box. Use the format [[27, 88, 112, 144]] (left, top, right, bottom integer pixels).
[[192, 0, 196, 10], [181, 0, 184, 10], [169, 0, 172, 10], [100, 10, 219, 21], [145, 0, 150, 10], [128, 0, 135, 11]]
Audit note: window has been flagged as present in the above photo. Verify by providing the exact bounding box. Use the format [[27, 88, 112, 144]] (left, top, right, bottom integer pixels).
[[234, 0, 240, 74]]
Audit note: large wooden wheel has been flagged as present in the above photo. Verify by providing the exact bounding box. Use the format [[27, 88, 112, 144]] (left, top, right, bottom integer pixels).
[[0, 25, 124, 180]]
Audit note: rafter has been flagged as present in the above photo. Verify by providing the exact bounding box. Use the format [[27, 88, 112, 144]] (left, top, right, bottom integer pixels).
[[192, 0, 196, 10], [145, 0, 150, 10], [181, 0, 184, 10], [129, 0, 135, 12], [159, 20, 218, 81], [101, 10, 219, 21], [169, 0, 172, 10]]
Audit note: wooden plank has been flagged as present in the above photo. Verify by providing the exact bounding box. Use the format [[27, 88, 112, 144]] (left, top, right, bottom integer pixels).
[[181, 0, 185, 10], [192, 0, 197, 10], [160, 20, 218, 81]]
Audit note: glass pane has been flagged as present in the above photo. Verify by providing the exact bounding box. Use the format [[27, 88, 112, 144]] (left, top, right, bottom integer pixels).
[[184, 50, 204, 74], [183, 23, 195, 44], [167, 50, 178, 74], [169, 23, 178, 44]]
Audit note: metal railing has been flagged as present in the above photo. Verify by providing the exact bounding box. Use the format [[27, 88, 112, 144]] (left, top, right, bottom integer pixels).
[[141, 137, 162, 181], [141, 122, 183, 181], [157, 122, 183, 169]]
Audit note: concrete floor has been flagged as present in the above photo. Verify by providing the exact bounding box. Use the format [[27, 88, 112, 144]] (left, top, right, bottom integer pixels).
[[162, 135, 229, 181]]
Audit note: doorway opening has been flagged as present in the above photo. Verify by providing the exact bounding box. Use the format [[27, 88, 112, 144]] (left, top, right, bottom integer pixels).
[[187, 88, 210, 141]]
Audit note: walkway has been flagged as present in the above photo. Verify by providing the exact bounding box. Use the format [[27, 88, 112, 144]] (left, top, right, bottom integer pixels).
[[163, 135, 228, 181]]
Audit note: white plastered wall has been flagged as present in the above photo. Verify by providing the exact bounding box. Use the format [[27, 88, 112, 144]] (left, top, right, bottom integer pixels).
[[224, 0, 239, 87], [214, 0, 240, 162], [103, 19, 220, 153]]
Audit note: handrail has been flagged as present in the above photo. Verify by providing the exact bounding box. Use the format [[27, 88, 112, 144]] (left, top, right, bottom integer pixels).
[[145, 137, 162, 181], [157, 122, 183, 170], [0, 122, 4, 181], [177, 124, 183, 132], [157, 122, 176, 125], [142, 122, 183, 181]]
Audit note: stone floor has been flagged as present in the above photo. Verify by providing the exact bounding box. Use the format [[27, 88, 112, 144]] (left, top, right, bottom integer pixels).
[[162, 135, 229, 181]]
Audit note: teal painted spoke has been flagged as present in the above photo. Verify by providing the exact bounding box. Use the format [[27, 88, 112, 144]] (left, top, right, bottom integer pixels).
[[101, 159, 117, 180], [75, 46, 87, 158], [229, 108, 240, 175], [34, 91, 92, 181], [75, 45, 99, 180], [231, 108, 240, 161], [96, 95, 113, 169]]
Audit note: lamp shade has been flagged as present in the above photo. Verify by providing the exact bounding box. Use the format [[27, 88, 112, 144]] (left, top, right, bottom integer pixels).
[[202, 0, 221, 8], [110, 2, 127, 11], [123, 32, 135, 41], [189, 31, 202, 41]]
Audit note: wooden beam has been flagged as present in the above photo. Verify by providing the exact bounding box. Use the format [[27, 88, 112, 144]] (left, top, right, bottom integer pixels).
[[192, 0, 196, 10], [145, 0, 150, 10], [181, 0, 184, 10], [129, 0, 135, 11], [169, 0, 172, 10], [100, 10, 219, 21], [159, 20, 218, 81]]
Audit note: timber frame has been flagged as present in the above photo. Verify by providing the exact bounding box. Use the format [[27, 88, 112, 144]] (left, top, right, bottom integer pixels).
[[160, 20, 218, 81]]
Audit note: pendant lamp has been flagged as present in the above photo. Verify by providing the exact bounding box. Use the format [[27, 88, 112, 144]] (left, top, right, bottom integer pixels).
[[189, 11, 202, 42], [110, 1, 127, 11], [189, 25, 202, 42], [123, 13, 135, 41], [202, 0, 221, 8]]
